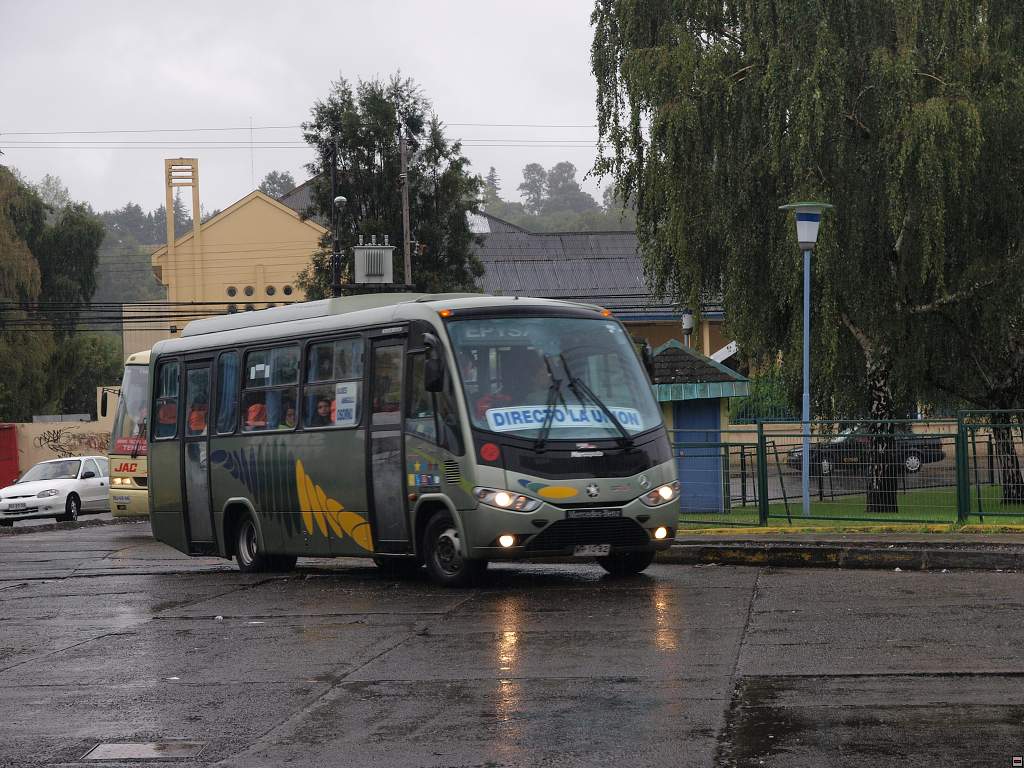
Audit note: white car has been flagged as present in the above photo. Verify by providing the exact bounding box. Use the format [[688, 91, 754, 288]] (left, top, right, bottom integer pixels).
[[0, 456, 110, 527]]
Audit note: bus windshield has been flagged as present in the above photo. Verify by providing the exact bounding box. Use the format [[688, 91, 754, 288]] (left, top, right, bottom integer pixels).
[[112, 365, 150, 455], [447, 316, 661, 440]]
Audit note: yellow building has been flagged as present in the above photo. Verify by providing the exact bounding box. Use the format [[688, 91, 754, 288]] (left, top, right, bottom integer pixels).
[[151, 189, 326, 306], [124, 160, 327, 355]]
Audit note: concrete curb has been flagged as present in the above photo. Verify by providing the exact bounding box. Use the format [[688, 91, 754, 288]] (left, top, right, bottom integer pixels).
[[0, 516, 148, 536], [659, 543, 1024, 571]]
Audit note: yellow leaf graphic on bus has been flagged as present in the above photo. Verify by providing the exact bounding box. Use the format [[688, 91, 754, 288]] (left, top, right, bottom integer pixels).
[[295, 460, 373, 552]]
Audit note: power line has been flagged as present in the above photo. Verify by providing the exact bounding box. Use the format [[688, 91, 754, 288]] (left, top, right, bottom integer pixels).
[[0, 122, 598, 136]]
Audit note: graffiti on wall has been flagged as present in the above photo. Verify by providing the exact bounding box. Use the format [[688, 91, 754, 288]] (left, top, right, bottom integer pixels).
[[33, 427, 110, 459]]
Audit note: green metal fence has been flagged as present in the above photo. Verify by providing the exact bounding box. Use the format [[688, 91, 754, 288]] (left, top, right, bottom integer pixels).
[[672, 411, 1024, 527]]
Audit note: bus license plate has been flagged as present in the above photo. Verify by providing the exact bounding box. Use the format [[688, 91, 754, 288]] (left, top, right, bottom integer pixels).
[[574, 544, 611, 557]]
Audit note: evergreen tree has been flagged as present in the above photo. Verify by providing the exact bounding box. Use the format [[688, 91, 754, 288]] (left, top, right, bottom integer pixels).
[[297, 74, 483, 297], [517, 163, 548, 214], [258, 170, 296, 199]]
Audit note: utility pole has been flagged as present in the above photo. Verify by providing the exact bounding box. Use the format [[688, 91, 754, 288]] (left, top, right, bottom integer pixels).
[[399, 130, 412, 286], [329, 140, 343, 298]]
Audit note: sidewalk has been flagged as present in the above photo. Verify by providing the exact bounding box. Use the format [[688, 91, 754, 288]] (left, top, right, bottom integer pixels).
[[667, 531, 1024, 571]]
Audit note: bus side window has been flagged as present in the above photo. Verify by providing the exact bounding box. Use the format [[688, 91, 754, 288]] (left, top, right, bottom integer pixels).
[[215, 352, 239, 434], [437, 365, 464, 456], [242, 346, 298, 432], [154, 361, 179, 440], [404, 354, 437, 442]]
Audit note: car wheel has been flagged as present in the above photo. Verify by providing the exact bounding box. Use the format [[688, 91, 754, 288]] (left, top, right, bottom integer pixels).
[[373, 556, 422, 578], [904, 452, 923, 474], [597, 550, 656, 576], [423, 512, 486, 587], [60, 494, 80, 523], [235, 514, 273, 573]]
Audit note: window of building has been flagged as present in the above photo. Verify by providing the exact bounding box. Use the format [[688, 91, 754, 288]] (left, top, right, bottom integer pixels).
[[283, 285, 294, 296], [244, 286, 254, 297], [226, 286, 238, 297], [266, 285, 276, 296], [241, 346, 298, 432]]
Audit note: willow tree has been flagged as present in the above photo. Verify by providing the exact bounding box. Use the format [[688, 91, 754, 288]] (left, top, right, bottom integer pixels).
[[592, 0, 1024, 512]]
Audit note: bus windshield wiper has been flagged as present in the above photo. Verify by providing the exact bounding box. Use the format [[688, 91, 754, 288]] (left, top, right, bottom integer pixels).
[[560, 354, 634, 447], [131, 418, 147, 459], [534, 355, 565, 453]]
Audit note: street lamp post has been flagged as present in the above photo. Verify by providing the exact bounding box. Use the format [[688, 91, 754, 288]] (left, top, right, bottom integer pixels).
[[779, 202, 832, 518]]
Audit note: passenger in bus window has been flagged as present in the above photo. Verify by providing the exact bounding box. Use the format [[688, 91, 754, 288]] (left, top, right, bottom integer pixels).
[[187, 395, 208, 436], [156, 400, 177, 438], [283, 402, 296, 429], [309, 397, 332, 427], [244, 399, 267, 431]]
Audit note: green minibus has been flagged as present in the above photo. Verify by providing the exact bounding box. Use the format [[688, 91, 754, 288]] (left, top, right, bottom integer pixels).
[[148, 293, 679, 586]]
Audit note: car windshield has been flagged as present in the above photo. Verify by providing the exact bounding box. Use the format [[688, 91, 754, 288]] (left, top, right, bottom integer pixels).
[[447, 316, 661, 439], [19, 460, 81, 482]]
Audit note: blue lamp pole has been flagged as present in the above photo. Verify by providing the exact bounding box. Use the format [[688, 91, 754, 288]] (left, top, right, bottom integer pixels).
[[779, 202, 832, 518]]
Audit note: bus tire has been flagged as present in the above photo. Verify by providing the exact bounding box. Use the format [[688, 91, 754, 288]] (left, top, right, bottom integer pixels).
[[423, 512, 486, 587], [597, 550, 655, 577], [235, 514, 273, 573]]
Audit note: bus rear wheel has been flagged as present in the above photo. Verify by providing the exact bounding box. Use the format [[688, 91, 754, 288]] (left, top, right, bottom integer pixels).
[[597, 550, 655, 577], [423, 512, 486, 587], [235, 514, 274, 574]]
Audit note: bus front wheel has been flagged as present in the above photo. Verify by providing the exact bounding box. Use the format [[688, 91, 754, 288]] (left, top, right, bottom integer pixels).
[[597, 550, 655, 577], [423, 512, 486, 587]]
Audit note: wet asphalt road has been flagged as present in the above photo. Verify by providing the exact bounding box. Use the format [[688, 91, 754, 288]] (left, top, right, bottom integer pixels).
[[1, 522, 1022, 767]]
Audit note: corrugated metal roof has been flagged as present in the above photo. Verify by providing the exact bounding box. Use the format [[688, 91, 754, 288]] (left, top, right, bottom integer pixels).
[[472, 214, 670, 311], [277, 177, 328, 227]]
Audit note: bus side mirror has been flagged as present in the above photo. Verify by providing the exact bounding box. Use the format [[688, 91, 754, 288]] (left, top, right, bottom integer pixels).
[[101, 390, 108, 418], [425, 358, 445, 393], [642, 344, 654, 379], [422, 332, 445, 392]]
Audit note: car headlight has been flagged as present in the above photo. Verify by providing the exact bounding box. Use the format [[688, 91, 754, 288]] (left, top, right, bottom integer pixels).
[[640, 481, 680, 507], [37, 489, 60, 498], [474, 487, 541, 512]]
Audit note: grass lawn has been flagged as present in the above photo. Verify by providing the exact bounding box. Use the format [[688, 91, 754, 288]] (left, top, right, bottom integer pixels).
[[677, 483, 1024, 529]]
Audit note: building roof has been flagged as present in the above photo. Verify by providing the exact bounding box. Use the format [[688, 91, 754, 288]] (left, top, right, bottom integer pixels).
[[471, 211, 722, 319], [649, 340, 749, 402], [276, 177, 327, 227], [151, 190, 327, 260]]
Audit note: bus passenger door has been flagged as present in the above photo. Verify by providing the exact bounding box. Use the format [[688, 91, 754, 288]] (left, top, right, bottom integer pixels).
[[182, 362, 215, 546], [366, 339, 410, 553]]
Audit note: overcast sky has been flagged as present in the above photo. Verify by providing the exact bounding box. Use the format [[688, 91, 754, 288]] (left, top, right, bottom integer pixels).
[[1, 0, 605, 217]]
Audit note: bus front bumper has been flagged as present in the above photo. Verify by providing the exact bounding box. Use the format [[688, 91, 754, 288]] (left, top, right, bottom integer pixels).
[[464, 499, 677, 560], [110, 488, 149, 518]]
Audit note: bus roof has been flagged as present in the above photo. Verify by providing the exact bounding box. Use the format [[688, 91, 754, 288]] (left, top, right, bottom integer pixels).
[[153, 293, 607, 358], [124, 349, 151, 365]]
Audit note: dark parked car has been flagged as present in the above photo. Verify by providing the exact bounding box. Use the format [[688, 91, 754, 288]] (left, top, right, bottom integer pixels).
[[787, 425, 945, 476]]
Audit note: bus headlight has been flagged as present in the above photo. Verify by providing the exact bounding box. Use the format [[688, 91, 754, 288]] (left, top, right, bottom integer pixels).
[[640, 481, 680, 507], [474, 487, 541, 512]]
